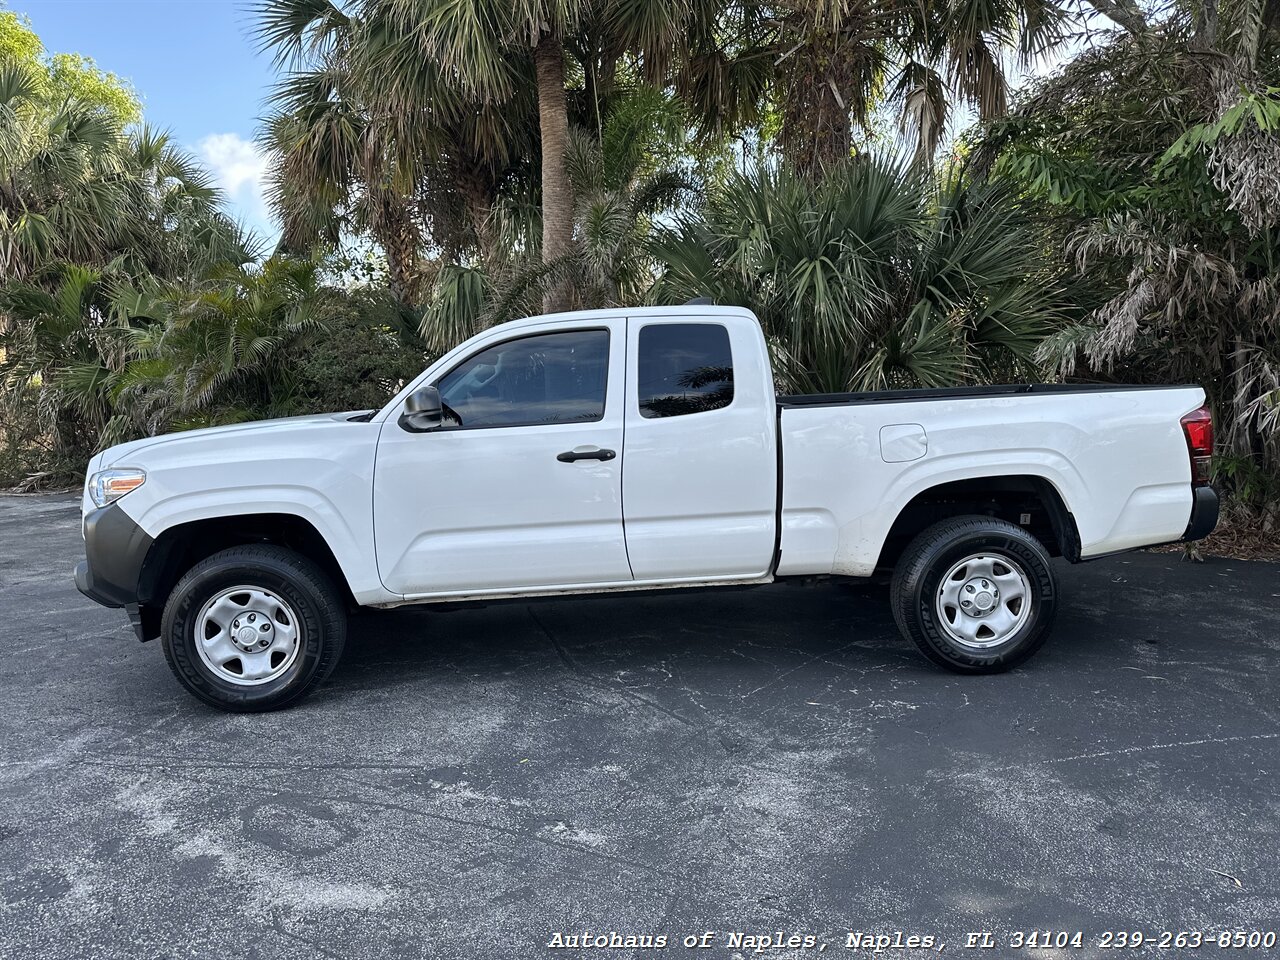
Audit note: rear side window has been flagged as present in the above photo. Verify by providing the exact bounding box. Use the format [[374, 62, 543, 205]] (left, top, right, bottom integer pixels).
[[637, 323, 734, 419]]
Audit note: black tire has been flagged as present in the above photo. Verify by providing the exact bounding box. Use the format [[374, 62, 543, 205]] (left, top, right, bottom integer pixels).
[[890, 515, 1057, 673], [161, 544, 346, 712]]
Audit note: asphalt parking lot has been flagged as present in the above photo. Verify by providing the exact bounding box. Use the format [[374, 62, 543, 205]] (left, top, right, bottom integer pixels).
[[1, 493, 1278, 959]]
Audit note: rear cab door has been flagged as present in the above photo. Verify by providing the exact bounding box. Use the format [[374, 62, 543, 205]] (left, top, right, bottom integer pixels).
[[621, 311, 779, 581]]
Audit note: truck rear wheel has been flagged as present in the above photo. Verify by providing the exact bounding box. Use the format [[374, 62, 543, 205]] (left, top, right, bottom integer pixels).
[[160, 545, 346, 711], [890, 516, 1057, 673]]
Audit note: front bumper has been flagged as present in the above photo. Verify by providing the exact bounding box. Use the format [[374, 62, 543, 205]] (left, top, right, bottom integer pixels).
[[73, 502, 153, 609], [1182, 485, 1220, 542]]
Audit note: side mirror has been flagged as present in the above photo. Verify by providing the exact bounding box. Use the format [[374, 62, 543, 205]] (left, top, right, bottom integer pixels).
[[398, 385, 443, 433]]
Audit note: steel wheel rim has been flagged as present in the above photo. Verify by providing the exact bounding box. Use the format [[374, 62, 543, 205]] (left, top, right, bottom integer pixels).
[[195, 585, 301, 686], [935, 553, 1032, 650]]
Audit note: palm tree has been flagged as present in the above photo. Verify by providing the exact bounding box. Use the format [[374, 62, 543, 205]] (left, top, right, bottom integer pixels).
[[258, 1, 421, 304], [262, 73, 429, 306], [113, 256, 340, 433], [417, 85, 692, 349], [978, 0, 1280, 494], [0, 264, 128, 461], [648, 156, 1071, 393], [565, 85, 691, 306], [0, 62, 133, 279], [378, 0, 640, 312], [724, 0, 1072, 174], [260, 0, 703, 312], [0, 57, 250, 284], [258, 0, 541, 305], [1, 253, 322, 466], [122, 126, 257, 278]]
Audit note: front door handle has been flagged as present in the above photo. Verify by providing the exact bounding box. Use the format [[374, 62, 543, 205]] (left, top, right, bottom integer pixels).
[[557, 447, 617, 463]]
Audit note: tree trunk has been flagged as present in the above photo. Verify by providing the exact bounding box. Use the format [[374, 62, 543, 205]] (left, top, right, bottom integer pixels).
[[783, 89, 853, 178], [1192, 0, 1219, 51], [534, 33, 574, 313], [457, 168, 496, 264], [779, 29, 855, 178], [1086, 0, 1148, 37], [372, 192, 423, 308]]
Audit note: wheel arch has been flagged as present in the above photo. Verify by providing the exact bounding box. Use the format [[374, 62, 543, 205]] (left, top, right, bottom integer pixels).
[[875, 474, 1081, 572], [137, 513, 357, 635]]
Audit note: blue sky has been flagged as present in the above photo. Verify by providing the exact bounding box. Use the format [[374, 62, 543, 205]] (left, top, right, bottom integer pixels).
[[14, 0, 280, 240]]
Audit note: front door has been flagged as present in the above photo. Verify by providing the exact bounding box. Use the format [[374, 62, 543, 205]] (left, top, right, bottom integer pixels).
[[373, 321, 632, 597]]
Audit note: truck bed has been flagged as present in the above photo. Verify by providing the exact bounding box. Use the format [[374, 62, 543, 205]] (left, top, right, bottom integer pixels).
[[774, 382, 1206, 578]]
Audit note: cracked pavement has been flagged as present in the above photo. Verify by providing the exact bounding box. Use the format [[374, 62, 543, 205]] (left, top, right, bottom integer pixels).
[[1, 493, 1278, 958]]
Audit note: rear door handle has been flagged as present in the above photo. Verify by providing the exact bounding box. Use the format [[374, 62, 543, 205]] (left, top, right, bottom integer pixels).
[[557, 447, 617, 463]]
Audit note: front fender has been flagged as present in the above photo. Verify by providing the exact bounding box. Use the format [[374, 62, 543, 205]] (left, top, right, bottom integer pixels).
[[105, 419, 395, 605]]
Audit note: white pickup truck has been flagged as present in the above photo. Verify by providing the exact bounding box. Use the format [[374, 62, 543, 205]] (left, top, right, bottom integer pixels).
[[75, 305, 1218, 711]]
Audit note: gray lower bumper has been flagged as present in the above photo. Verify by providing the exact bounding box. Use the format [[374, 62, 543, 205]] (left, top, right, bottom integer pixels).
[[74, 503, 153, 610], [1182, 486, 1219, 542]]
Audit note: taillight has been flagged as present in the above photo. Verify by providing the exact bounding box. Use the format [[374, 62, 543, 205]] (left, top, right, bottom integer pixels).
[[1180, 405, 1213, 486]]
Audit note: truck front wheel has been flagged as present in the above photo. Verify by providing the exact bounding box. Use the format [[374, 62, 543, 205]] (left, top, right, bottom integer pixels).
[[160, 545, 347, 711], [890, 516, 1057, 673]]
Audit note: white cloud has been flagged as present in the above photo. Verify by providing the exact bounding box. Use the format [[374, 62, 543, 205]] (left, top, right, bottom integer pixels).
[[197, 132, 276, 243]]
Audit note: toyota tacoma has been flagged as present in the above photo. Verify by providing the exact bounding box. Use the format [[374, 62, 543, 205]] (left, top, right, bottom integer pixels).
[[75, 305, 1219, 710]]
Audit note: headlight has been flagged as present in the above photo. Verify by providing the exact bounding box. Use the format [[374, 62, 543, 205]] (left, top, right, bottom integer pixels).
[[89, 468, 146, 508]]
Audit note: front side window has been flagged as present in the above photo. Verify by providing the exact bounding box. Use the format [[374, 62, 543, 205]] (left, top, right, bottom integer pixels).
[[435, 329, 609, 429], [637, 323, 734, 419]]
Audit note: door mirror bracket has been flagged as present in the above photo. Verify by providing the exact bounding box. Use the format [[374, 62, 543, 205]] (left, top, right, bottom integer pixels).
[[398, 386, 444, 433]]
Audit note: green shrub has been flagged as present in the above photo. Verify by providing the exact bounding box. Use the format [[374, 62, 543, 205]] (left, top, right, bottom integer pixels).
[[294, 297, 427, 413]]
